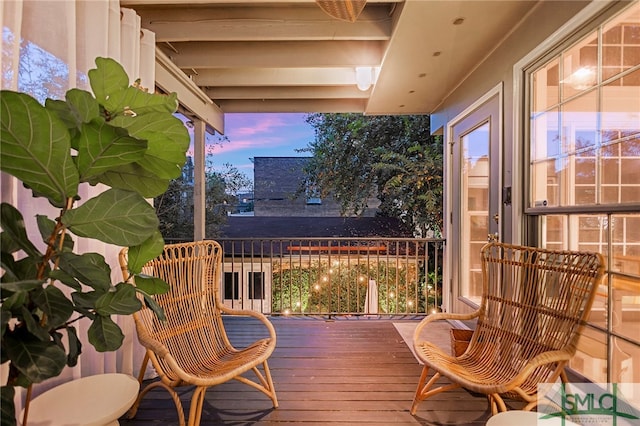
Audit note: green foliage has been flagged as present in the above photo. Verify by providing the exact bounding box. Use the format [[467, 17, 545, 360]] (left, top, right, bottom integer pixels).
[[155, 160, 252, 241], [303, 114, 443, 236], [0, 57, 188, 425], [271, 259, 426, 315]]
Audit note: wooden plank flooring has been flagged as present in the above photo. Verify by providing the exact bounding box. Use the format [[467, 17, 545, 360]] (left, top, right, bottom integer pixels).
[[118, 317, 504, 426]]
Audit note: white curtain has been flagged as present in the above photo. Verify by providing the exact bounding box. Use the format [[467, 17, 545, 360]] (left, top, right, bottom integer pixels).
[[1, 0, 155, 418]]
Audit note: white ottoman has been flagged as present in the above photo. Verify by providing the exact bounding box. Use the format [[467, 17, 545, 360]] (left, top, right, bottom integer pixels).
[[22, 373, 139, 426], [486, 410, 581, 426]]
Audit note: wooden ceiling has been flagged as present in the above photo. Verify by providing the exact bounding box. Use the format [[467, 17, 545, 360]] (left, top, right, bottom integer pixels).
[[121, 0, 538, 128]]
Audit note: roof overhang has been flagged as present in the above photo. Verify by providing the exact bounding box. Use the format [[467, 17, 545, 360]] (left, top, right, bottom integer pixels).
[[120, 0, 540, 132]]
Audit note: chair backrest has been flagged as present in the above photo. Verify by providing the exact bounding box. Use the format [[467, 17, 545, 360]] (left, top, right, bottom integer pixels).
[[120, 241, 226, 380], [471, 242, 604, 392]]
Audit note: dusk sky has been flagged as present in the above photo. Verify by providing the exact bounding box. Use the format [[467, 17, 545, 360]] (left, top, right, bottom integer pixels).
[[196, 113, 316, 180]]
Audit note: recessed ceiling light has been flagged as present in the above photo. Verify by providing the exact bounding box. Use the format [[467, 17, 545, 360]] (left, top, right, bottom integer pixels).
[[399, 105, 405, 108], [409, 90, 415, 94], [453, 17, 464, 25], [433, 51, 442, 57], [418, 73, 427, 78]]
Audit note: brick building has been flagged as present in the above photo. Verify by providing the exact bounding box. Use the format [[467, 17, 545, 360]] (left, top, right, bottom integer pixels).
[[253, 157, 380, 217]]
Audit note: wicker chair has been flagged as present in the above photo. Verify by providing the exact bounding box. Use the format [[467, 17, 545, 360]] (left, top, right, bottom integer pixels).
[[410, 242, 604, 416], [119, 241, 278, 426]]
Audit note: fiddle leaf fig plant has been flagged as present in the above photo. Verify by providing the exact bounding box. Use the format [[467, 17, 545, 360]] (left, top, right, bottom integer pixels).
[[0, 57, 189, 425]]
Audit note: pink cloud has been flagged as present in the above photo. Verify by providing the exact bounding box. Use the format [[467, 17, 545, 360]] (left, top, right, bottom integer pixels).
[[226, 113, 289, 137], [186, 113, 314, 170]]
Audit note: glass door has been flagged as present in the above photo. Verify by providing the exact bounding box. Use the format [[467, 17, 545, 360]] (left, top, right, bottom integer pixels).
[[450, 92, 501, 307]]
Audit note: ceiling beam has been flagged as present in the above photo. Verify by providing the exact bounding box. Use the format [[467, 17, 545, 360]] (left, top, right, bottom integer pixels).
[[154, 49, 225, 132], [193, 67, 361, 86], [123, 0, 400, 4], [133, 5, 393, 42], [217, 98, 367, 113], [164, 41, 384, 68], [206, 85, 370, 100]]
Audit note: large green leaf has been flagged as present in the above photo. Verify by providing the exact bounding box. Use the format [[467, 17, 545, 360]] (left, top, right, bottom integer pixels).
[[140, 291, 166, 322], [95, 283, 141, 315], [0, 309, 11, 339], [48, 269, 81, 291], [1, 386, 15, 426], [88, 57, 129, 105], [88, 57, 179, 123], [0, 281, 45, 295], [76, 118, 146, 181], [134, 274, 170, 296], [13, 257, 44, 282], [63, 88, 101, 124], [89, 162, 170, 198], [102, 86, 179, 117], [71, 290, 101, 311], [0, 250, 18, 280], [0, 203, 42, 259], [88, 315, 124, 352], [111, 113, 189, 179], [0, 91, 79, 207], [32, 286, 74, 329], [45, 89, 100, 132], [20, 306, 50, 341], [3, 335, 66, 383], [61, 188, 159, 246], [126, 230, 165, 274], [65, 326, 82, 367], [57, 252, 112, 291], [36, 215, 74, 253], [0, 292, 27, 315], [0, 231, 21, 255]]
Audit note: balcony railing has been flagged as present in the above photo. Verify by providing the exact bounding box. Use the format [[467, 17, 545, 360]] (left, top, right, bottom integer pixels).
[[217, 238, 445, 317]]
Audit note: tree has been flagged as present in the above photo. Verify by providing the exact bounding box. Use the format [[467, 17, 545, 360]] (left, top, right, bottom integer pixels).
[[155, 159, 252, 241], [302, 114, 443, 237], [204, 162, 252, 237]]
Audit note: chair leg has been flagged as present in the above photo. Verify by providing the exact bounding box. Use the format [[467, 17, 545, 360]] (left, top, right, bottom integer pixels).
[[128, 381, 186, 426], [188, 387, 207, 426], [488, 393, 507, 415], [261, 360, 279, 408], [489, 395, 497, 415], [411, 366, 434, 415], [411, 367, 463, 415], [236, 361, 279, 408]]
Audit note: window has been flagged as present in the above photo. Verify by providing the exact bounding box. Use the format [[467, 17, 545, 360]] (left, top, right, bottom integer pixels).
[[530, 9, 640, 209], [248, 272, 265, 300], [526, 2, 640, 385], [221, 263, 271, 313], [224, 271, 239, 300], [305, 183, 322, 205]]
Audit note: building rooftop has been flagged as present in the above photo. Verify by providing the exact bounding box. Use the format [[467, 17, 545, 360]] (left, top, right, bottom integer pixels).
[[219, 216, 413, 239]]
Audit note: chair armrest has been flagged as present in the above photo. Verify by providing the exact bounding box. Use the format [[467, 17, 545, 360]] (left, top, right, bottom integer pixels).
[[413, 310, 481, 345], [508, 349, 573, 388], [523, 349, 572, 375], [218, 305, 277, 341]]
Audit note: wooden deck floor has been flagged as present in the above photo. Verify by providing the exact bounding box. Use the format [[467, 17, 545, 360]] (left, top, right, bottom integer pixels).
[[118, 317, 502, 426]]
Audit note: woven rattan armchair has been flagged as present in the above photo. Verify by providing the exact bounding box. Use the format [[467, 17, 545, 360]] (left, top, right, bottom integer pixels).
[[410, 242, 604, 416], [119, 240, 278, 426]]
